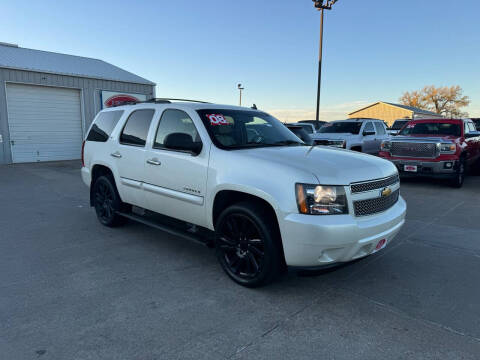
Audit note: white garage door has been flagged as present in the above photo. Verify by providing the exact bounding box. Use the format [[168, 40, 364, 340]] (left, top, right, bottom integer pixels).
[[6, 83, 83, 163]]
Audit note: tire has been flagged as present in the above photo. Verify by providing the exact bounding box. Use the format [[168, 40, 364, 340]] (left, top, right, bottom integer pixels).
[[450, 159, 466, 188], [214, 202, 282, 287], [92, 175, 127, 227]]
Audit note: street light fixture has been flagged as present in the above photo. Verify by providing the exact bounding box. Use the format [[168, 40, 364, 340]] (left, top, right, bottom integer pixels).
[[312, 0, 338, 127], [238, 83, 245, 106]]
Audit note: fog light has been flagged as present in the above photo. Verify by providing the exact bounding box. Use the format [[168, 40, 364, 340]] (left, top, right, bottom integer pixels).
[[444, 162, 453, 169]]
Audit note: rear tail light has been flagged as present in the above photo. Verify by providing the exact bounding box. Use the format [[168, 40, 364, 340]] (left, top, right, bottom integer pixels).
[[81, 140, 86, 167]]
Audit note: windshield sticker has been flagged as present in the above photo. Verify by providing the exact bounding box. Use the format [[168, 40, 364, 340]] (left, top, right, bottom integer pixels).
[[407, 124, 415, 129], [324, 123, 333, 127], [207, 114, 229, 126]]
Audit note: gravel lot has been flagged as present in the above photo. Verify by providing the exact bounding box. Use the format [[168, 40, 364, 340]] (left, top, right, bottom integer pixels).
[[1, 161, 479, 359]]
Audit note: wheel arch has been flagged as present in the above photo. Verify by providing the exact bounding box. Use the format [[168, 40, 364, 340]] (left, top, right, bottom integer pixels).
[[89, 164, 116, 206], [211, 189, 286, 266]]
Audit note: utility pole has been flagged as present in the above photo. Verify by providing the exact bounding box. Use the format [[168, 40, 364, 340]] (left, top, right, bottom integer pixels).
[[238, 84, 244, 106], [312, 0, 338, 128]]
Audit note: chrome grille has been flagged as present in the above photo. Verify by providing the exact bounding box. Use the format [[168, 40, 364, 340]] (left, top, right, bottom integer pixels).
[[351, 174, 400, 194], [390, 142, 437, 158], [354, 190, 400, 217]]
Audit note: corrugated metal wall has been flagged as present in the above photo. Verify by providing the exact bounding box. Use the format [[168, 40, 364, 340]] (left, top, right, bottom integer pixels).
[[0, 68, 155, 164], [349, 103, 412, 127]]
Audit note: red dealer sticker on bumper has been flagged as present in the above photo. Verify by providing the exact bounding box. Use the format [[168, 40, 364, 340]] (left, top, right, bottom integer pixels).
[[373, 239, 387, 253], [207, 114, 229, 126]]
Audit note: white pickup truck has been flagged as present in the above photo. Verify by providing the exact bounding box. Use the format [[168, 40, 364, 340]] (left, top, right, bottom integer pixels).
[[81, 100, 406, 287]]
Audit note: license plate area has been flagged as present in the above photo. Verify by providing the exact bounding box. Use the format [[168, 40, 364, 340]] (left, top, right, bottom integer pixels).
[[404, 165, 418, 172]]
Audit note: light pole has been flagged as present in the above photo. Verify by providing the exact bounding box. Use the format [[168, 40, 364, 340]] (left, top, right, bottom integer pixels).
[[312, 0, 338, 127], [238, 84, 244, 106]]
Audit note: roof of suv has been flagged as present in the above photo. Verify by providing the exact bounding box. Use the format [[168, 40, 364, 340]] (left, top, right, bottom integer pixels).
[[104, 102, 255, 112]]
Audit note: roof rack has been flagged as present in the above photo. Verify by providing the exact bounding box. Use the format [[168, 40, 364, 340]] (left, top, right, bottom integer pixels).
[[110, 98, 211, 108], [144, 98, 211, 104]]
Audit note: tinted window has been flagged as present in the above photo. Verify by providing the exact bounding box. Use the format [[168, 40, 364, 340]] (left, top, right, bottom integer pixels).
[[374, 122, 386, 135], [319, 122, 363, 134], [298, 124, 314, 134], [286, 126, 313, 145], [87, 110, 124, 142], [154, 109, 201, 149], [473, 119, 480, 130], [399, 122, 461, 137], [364, 122, 375, 133], [120, 109, 155, 146], [299, 120, 326, 130], [391, 120, 409, 130], [197, 109, 302, 150]]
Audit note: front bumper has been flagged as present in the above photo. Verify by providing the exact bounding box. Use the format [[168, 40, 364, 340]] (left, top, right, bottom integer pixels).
[[81, 167, 91, 187], [389, 159, 458, 178], [280, 196, 406, 267]]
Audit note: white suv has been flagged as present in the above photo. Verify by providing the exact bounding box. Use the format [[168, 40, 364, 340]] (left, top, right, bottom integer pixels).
[[81, 100, 406, 287], [312, 118, 389, 154]]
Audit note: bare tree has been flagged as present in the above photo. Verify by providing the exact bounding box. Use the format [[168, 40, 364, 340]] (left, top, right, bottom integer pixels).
[[400, 85, 470, 118]]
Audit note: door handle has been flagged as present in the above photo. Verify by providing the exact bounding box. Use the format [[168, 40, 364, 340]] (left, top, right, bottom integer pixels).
[[146, 159, 161, 166], [110, 151, 122, 158]]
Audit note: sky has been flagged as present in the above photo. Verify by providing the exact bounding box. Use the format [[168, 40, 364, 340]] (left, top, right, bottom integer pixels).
[[1, 0, 479, 121]]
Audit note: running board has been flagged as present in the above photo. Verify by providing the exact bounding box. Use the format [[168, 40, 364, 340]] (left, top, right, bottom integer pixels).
[[117, 211, 214, 247]]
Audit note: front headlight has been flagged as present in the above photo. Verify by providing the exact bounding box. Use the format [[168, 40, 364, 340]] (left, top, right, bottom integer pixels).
[[381, 140, 391, 151], [296, 184, 348, 215], [439, 143, 456, 154]]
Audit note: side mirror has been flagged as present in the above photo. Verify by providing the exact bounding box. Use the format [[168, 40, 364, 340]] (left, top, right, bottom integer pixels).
[[164, 133, 202, 155], [363, 130, 375, 136]]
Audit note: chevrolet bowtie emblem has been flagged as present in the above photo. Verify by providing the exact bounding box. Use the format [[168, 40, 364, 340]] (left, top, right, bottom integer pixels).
[[381, 187, 392, 197]]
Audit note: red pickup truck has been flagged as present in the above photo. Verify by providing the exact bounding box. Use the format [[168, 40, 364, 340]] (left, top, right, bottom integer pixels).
[[379, 119, 480, 188]]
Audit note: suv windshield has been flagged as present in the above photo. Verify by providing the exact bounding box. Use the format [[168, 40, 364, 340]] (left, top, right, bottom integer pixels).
[[319, 122, 362, 134], [399, 122, 461, 136], [391, 120, 409, 130], [197, 109, 304, 149]]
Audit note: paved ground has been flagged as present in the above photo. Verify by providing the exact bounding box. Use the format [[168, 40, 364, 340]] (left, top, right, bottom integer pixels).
[[1, 161, 479, 360]]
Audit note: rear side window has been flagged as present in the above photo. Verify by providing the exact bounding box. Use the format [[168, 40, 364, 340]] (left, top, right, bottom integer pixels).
[[120, 109, 155, 147], [374, 122, 386, 135], [87, 110, 124, 142]]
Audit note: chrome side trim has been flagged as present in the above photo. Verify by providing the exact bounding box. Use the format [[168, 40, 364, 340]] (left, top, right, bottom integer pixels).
[[143, 183, 204, 206]]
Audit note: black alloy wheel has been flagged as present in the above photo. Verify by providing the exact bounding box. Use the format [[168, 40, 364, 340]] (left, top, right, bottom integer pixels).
[[215, 202, 282, 287], [93, 176, 127, 227]]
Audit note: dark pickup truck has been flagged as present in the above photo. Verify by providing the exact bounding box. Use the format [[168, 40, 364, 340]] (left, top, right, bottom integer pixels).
[[379, 119, 480, 187]]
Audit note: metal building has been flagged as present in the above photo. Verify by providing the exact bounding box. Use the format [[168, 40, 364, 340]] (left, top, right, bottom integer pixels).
[[0, 42, 155, 164], [348, 102, 442, 127]]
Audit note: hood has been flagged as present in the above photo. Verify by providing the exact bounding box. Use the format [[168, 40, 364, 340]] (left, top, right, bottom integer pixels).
[[236, 146, 397, 185], [312, 133, 357, 140]]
